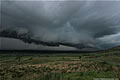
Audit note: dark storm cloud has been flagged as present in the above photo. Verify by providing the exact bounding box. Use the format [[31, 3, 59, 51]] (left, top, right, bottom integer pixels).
[[0, 37, 77, 50], [0, 0, 120, 50]]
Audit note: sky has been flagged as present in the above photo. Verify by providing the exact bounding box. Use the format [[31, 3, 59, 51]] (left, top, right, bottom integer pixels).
[[0, 0, 120, 50]]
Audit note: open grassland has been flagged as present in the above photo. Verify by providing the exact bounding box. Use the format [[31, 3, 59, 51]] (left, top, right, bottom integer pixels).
[[0, 47, 120, 80]]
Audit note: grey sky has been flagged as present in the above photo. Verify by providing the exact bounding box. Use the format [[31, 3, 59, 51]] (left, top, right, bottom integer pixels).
[[0, 0, 120, 50]]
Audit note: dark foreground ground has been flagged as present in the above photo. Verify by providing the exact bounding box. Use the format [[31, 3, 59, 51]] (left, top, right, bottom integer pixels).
[[0, 47, 120, 80]]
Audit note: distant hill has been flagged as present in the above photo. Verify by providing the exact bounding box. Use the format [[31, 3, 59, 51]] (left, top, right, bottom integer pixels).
[[106, 46, 120, 51], [97, 46, 120, 57]]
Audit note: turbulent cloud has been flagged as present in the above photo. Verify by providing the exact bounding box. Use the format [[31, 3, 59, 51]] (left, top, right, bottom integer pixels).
[[0, 0, 120, 50]]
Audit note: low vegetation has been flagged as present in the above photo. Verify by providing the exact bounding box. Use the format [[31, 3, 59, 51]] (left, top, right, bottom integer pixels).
[[0, 46, 120, 80]]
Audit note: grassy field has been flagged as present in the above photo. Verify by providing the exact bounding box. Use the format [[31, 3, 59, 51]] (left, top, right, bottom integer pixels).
[[0, 47, 120, 80]]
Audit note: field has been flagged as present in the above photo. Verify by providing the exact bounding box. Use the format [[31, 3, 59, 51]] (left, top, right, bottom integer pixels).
[[0, 47, 120, 80]]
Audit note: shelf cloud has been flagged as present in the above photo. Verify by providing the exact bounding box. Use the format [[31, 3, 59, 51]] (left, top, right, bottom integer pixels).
[[0, 0, 120, 50]]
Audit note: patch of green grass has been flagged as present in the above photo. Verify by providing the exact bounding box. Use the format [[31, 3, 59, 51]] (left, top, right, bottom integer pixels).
[[0, 49, 120, 80]]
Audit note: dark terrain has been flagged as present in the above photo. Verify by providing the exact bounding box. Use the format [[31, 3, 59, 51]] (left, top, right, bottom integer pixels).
[[0, 46, 120, 80]]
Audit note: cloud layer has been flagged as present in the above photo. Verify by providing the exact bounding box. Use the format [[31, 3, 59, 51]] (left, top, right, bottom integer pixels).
[[1, 0, 120, 50]]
